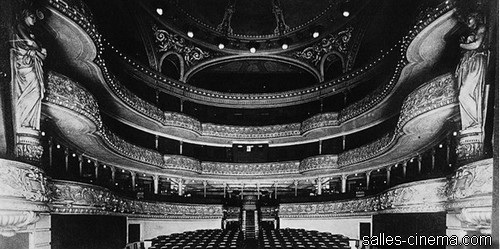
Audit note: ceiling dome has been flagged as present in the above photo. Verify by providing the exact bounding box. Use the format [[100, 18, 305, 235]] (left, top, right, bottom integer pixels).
[[176, 0, 336, 37]]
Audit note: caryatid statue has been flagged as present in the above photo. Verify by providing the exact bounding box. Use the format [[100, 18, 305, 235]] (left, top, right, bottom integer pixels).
[[455, 13, 487, 131], [13, 9, 46, 131]]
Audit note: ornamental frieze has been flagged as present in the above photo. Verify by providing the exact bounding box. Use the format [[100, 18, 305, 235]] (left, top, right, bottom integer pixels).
[[48, 180, 223, 218], [201, 123, 301, 139], [153, 25, 210, 67], [201, 161, 299, 175], [45, 72, 102, 128], [100, 126, 164, 167], [338, 132, 396, 166], [299, 155, 339, 172], [301, 113, 340, 133], [163, 155, 201, 172], [280, 178, 448, 218], [397, 73, 457, 129]]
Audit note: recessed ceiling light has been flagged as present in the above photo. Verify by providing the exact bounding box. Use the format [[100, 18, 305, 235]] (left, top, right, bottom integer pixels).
[[312, 31, 320, 38], [218, 43, 225, 49], [281, 43, 289, 50], [187, 31, 194, 38], [156, 8, 163, 16], [343, 11, 350, 17], [249, 47, 256, 53]]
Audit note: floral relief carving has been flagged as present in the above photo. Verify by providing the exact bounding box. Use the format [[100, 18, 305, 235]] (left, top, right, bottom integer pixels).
[[397, 73, 457, 129], [0, 163, 48, 203], [153, 25, 210, 67], [280, 179, 448, 217], [48, 180, 223, 218], [294, 27, 353, 66], [45, 72, 102, 128], [300, 155, 339, 172], [446, 159, 492, 200], [301, 113, 340, 133], [338, 132, 396, 166], [202, 123, 301, 139], [202, 161, 299, 175]]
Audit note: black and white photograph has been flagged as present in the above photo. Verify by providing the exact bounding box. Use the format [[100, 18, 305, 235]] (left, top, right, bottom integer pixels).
[[0, 0, 497, 248]]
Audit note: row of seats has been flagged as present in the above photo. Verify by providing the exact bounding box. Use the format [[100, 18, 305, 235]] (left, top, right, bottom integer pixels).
[[259, 228, 351, 249], [148, 229, 243, 249], [148, 228, 351, 249]]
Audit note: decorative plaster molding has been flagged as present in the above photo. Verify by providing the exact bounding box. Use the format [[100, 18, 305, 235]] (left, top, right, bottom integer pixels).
[[0, 211, 40, 237], [446, 158, 492, 202], [201, 123, 301, 139], [338, 132, 396, 166], [0, 159, 49, 203], [100, 126, 164, 167], [45, 72, 103, 128], [153, 26, 210, 67], [294, 27, 353, 66], [48, 180, 222, 218], [45, 70, 458, 176], [202, 161, 299, 175], [300, 155, 339, 172], [280, 178, 448, 218], [397, 73, 457, 129], [0, 159, 49, 237], [301, 112, 340, 133]]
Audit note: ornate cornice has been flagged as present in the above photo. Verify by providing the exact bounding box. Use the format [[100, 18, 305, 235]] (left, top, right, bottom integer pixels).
[[48, 180, 223, 218], [114, 43, 388, 108]]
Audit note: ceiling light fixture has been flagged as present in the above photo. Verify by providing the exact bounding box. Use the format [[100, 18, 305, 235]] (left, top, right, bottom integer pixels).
[[343, 11, 350, 17], [187, 31, 194, 38], [216, 37, 228, 50], [312, 31, 320, 38], [156, 8, 163, 16], [250, 47, 256, 53], [279, 37, 291, 50]]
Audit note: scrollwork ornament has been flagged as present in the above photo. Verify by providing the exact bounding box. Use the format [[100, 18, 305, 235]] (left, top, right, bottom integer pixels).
[[294, 27, 353, 66], [153, 26, 210, 67]]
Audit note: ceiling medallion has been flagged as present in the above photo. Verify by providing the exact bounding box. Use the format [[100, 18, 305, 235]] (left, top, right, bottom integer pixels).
[[153, 25, 210, 67], [294, 26, 353, 66]]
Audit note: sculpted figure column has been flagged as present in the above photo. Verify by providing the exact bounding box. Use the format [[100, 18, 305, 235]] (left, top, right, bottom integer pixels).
[[11, 9, 46, 163], [455, 12, 489, 164]]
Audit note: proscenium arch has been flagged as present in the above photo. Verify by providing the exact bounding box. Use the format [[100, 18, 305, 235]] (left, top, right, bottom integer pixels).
[[182, 55, 322, 83], [159, 52, 185, 81]]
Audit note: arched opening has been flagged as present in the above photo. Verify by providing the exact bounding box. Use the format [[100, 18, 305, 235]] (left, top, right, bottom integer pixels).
[[322, 53, 344, 81], [160, 53, 182, 80]]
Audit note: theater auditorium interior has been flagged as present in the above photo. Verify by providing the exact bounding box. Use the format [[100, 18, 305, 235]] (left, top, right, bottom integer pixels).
[[0, 0, 497, 248]]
